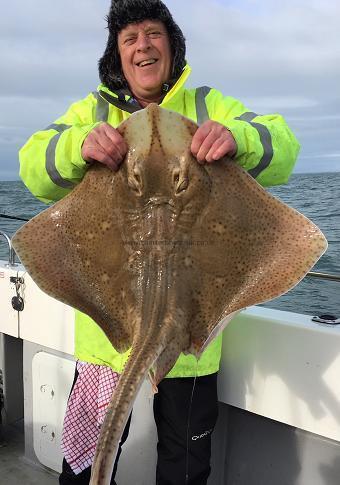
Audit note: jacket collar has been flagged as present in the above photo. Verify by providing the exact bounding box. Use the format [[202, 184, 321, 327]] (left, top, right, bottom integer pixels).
[[97, 64, 191, 114]]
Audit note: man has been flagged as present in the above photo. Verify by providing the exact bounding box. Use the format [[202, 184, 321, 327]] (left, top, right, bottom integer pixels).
[[19, 1, 300, 484]]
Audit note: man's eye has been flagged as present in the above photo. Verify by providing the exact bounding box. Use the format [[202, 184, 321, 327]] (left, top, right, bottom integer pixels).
[[124, 37, 136, 45], [148, 31, 162, 38]]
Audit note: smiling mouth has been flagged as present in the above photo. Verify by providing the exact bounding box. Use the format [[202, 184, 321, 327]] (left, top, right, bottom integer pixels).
[[136, 59, 158, 67]]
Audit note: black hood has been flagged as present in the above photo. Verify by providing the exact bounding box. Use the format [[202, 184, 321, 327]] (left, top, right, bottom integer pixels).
[[98, 0, 186, 92]]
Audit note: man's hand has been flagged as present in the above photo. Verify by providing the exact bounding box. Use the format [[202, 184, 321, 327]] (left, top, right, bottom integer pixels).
[[81, 123, 128, 171], [191, 120, 237, 163]]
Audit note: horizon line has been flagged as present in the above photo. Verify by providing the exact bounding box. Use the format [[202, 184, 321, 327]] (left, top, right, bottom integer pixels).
[[1, 168, 340, 183]]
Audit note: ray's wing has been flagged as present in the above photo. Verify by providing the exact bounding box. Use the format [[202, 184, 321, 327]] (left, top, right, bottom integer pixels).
[[186, 160, 327, 355], [12, 165, 133, 353]]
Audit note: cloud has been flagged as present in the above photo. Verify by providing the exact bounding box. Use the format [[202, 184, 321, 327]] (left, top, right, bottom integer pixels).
[[0, 0, 107, 99], [179, 0, 340, 100], [0, 0, 339, 179], [240, 96, 320, 111]]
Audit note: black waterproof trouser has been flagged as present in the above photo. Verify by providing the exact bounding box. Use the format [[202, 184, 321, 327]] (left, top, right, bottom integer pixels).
[[59, 371, 218, 485], [154, 373, 219, 485]]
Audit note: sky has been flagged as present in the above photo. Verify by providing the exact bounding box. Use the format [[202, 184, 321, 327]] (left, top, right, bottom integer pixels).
[[0, 0, 339, 180]]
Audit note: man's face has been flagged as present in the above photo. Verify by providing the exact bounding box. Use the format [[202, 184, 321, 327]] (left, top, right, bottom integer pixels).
[[118, 20, 172, 101]]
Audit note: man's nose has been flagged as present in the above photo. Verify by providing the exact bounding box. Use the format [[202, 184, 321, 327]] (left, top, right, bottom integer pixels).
[[136, 32, 151, 51]]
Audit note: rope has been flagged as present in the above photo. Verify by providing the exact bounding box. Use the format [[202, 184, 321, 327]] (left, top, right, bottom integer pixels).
[[0, 213, 29, 222]]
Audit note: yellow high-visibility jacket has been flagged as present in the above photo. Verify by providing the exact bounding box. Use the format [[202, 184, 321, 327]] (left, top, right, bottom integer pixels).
[[19, 64, 300, 377]]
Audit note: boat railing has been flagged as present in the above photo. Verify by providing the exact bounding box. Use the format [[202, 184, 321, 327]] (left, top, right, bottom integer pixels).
[[0, 230, 17, 267], [306, 271, 340, 283]]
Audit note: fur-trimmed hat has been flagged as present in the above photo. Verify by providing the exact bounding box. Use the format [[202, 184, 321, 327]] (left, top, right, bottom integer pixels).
[[98, 0, 186, 92]]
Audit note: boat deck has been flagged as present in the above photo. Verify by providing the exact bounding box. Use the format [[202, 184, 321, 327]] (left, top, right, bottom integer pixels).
[[0, 421, 58, 485]]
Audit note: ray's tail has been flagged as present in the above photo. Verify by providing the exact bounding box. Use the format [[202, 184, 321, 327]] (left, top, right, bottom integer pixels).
[[89, 331, 164, 485], [89, 246, 187, 484]]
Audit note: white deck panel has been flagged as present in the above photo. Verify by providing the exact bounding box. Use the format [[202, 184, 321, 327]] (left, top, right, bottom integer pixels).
[[219, 306, 340, 442], [32, 352, 75, 472], [0, 260, 75, 353], [19, 266, 75, 354]]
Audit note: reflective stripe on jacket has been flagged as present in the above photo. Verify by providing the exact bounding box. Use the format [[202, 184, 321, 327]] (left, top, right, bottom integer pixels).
[[19, 64, 300, 377]]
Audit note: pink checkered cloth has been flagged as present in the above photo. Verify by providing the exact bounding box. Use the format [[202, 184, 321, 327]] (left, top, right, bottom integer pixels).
[[61, 360, 120, 474]]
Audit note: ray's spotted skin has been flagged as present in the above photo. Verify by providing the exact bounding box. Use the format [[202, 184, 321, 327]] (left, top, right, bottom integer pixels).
[[12, 105, 327, 485]]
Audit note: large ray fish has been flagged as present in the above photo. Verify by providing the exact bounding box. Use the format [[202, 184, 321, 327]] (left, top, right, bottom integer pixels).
[[12, 105, 327, 484]]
